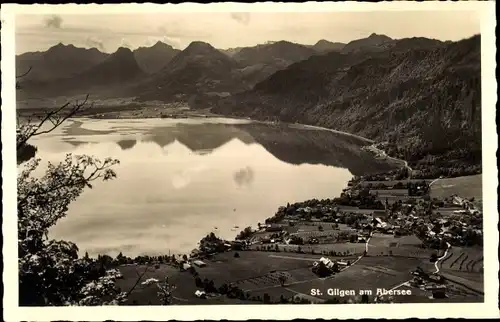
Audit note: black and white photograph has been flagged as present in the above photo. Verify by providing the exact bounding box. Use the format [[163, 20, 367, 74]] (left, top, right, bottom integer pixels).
[[2, 1, 498, 320]]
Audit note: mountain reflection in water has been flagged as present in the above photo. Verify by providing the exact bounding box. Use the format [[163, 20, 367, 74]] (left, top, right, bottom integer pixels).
[[27, 118, 398, 257], [64, 120, 397, 175]]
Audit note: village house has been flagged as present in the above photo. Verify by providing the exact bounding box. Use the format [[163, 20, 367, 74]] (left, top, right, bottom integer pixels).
[[193, 260, 207, 267], [265, 224, 284, 232]]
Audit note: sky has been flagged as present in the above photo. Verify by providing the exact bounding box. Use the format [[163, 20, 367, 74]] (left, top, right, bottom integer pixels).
[[15, 11, 480, 54]]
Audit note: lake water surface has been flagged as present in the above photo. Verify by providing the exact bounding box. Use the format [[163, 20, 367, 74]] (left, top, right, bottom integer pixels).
[[25, 117, 397, 257]]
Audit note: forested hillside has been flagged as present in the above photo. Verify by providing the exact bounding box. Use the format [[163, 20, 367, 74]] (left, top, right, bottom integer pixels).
[[213, 35, 482, 175]]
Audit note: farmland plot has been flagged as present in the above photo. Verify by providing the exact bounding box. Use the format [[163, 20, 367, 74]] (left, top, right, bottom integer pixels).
[[430, 175, 482, 201], [197, 251, 313, 285], [117, 264, 210, 305], [358, 179, 433, 187], [286, 264, 411, 301], [291, 229, 340, 239], [439, 247, 483, 273], [277, 243, 366, 255]]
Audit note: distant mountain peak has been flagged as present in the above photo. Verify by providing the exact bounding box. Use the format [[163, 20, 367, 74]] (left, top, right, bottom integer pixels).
[[179, 41, 224, 58], [311, 39, 346, 53], [151, 41, 174, 50], [368, 33, 392, 41], [112, 47, 136, 61], [133, 41, 181, 74], [185, 41, 215, 51], [340, 33, 394, 54], [315, 39, 331, 45], [115, 46, 133, 54], [48, 42, 76, 52]]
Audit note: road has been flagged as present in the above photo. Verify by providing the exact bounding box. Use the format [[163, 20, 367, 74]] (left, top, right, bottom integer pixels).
[[366, 144, 413, 177], [346, 232, 372, 268], [375, 240, 451, 302], [287, 123, 375, 144], [429, 178, 441, 187], [268, 255, 318, 262], [434, 242, 451, 274], [253, 231, 374, 293]]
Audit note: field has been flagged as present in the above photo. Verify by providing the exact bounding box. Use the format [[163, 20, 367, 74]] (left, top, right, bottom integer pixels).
[[438, 246, 483, 273], [366, 235, 434, 264], [335, 206, 378, 214], [117, 251, 325, 304], [190, 251, 313, 285], [370, 189, 409, 196], [369, 233, 421, 247], [379, 195, 425, 205], [284, 256, 422, 302], [432, 207, 470, 218], [116, 242, 483, 304], [117, 264, 218, 305], [357, 179, 434, 187], [290, 229, 340, 239], [252, 242, 367, 255], [114, 172, 484, 305], [430, 175, 482, 203], [295, 222, 354, 230]]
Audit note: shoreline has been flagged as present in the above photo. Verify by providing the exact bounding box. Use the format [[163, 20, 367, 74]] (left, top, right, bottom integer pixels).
[[79, 107, 375, 145], [88, 170, 482, 260], [21, 108, 482, 263], [104, 169, 483, 305], [64, 111, 480, 260]]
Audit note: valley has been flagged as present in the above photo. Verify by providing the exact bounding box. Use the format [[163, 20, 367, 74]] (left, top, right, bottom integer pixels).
[[15, 27, 485, 307]]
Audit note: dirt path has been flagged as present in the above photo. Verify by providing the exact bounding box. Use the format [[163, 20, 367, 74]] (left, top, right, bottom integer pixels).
[[268, 255, 318, 261], [374, 241, 451, 302], [374, 278, 412, 302], [247, 232, 374, 296], [345, 231, 372, 268], [287, 123, 374, 144], [366, 144, 411, 172], [429, 178, 441, 187], [434, 242, 451, 274], [172, 296, 189, 302]]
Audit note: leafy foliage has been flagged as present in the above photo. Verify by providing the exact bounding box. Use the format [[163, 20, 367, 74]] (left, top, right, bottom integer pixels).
[[16, 67, 132, 305], [17, 145, 123, 305]]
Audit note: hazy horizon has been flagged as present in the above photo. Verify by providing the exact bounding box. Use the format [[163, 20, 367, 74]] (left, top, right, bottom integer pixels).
[[15, 11, 480, 55]]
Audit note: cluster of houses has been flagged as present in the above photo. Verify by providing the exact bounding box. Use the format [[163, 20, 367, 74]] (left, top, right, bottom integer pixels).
[[409, 267, 447, 299], [311, 257, 351, 277]]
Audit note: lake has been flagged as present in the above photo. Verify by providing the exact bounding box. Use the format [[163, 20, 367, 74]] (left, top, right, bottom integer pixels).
[[24, 117, 398, 257]]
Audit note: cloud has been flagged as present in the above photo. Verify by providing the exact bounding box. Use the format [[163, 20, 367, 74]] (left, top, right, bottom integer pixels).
[[230, 13, 250, 26], [85, 36, 105, 51], [144, 36, 182, 49], [119, 38, 132, 49], [44, 15, 63, 29], [156, 24, 210, 40], [164, 37, 182, 49], [233, 166, 254, 187]]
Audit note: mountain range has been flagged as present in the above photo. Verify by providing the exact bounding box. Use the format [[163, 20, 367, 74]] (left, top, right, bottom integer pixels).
[[18, 46, 145, 99], [16, 33, 481, 171], [214, 34, 481, 172]]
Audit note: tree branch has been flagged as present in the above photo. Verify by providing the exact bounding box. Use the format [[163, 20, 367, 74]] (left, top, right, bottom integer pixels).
[[17, 156, 116, 210], [17, 95, 92, 150], [16, 66, 32, 79], [126, 264, 151, 297]]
